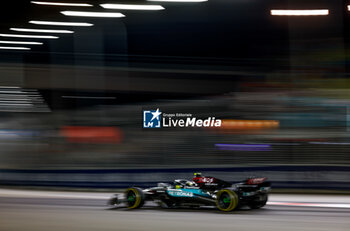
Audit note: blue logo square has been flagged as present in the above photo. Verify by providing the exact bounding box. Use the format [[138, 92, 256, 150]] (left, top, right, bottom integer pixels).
[[143, 109, 162, 128]]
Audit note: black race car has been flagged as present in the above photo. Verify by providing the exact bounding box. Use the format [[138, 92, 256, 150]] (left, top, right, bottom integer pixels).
[[108, 173, 271, 212]]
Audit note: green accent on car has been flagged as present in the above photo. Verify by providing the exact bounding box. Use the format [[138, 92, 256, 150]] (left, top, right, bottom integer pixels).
[[128, 196, 135, 201], [223, 197, 231, 203]]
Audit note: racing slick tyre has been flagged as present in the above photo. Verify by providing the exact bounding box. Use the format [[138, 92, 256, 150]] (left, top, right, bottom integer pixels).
[[215, 189, 239, 212], [250, 194, 268, 209], [125, 187, 145, 209]]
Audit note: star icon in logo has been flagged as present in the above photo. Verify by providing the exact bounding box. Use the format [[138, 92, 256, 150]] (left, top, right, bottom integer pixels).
[[151, 108, 162, 121]]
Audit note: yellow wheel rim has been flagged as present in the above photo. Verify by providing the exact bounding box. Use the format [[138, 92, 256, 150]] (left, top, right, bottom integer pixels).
[[216, 189, 238, 212], [126, 188, 141, 209]]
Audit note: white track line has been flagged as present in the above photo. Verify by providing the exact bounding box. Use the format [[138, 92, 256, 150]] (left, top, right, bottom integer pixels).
[[0, 189, 110, 199], [267, 202, 350, 209], [1, 189, 350, 208]]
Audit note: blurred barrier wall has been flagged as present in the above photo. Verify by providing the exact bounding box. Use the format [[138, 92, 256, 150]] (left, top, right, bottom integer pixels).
[[1, 93, 350, 190], [1, 166, 350, 190]]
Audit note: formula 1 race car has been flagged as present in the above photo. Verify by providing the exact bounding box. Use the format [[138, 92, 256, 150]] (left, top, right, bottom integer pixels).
[[108, 173, 271, 212]]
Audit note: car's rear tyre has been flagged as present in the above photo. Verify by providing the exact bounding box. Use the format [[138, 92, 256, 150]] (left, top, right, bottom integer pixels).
[[250, 194, 268, 209], [215, 189, 239, 212], [125, 187, 145, 209]]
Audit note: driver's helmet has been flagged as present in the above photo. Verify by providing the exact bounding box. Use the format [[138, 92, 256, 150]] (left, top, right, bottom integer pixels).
[[194, 172, 202, 177], [174, 179, 196, 188]]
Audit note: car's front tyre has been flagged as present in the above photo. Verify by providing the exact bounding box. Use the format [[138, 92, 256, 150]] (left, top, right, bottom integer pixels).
[[125, 187, 145, 209]]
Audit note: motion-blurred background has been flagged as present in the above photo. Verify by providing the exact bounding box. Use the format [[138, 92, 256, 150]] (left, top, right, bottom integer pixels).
[[0, 0, 350, 190]]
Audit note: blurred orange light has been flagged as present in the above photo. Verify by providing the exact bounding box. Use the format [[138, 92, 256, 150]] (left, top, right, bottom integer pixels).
[[60, 126, 123, 143], [219, 120, 279, 130]]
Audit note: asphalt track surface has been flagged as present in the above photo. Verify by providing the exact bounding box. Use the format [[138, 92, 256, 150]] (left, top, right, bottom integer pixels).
[[0, 189, 349, 231]]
